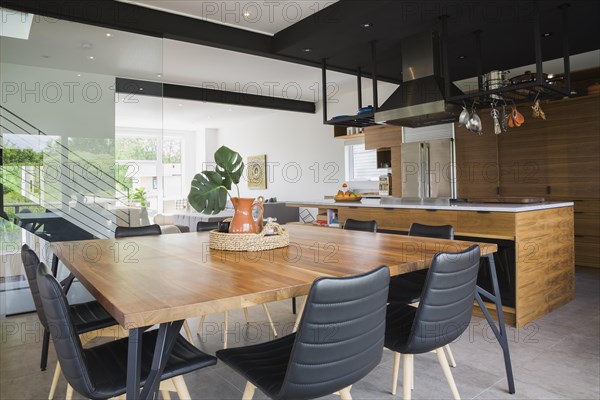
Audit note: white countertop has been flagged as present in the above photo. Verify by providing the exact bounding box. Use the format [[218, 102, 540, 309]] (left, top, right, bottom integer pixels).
[[286, 198, 574, 213]]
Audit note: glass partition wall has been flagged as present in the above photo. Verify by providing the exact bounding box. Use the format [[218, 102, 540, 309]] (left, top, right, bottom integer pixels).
[[0, 12, 164, 314]]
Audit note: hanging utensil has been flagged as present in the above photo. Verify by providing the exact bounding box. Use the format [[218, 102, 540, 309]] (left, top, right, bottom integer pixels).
[[512, 106, 525, 127], [531, 93, 546, 120], [458, 105, 470, 127], [491, 105, 502, 135], [501, 103, 509, 132], [468, 108, 483, 134]]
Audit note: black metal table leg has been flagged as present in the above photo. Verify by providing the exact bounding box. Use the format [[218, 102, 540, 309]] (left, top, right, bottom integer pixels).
[[139, 321, 184, 400], [126, 321, 184, 400], [126, 328, 143, 399], [40, 328, 50, 371], [475, 254, 516, 394]]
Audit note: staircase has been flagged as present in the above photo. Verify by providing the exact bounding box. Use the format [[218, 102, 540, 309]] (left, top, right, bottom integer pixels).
[[1, 106, 132, 239]]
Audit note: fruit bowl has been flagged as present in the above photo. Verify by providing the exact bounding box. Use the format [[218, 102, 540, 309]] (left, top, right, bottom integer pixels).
[[334, 195, 362, 202]]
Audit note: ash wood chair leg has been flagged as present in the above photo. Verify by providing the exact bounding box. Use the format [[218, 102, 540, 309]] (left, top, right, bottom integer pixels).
[[262, 304, 278, 337], [196, 315, 206, 335], [223, 311, 229, 349], [392, 352, 400, 395], [182, 320, 194, 343], [48, 362, 61, 399], [444, 344, 457, 367], [292, 296, 306, 333], [243, 307, 250, 324], [436, 348, 460, 400], [160, 389, 171, 400], [242, 381, 256, 400], [172, 375, 191, 400], [339, 386, 353, 400], [402, 354, 413, 400], [65, 384, 73, 400]]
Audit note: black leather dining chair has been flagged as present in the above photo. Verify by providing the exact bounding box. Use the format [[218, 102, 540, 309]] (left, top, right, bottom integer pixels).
[[216, 265, 390, 400], [114, 223, 162, 238], [387, 223, 457, 368], [385, 245, 481, 399], [388, 223, 454, 304], [343, 218, 378, 232], [21, 245, 118, 399], [36, 261, 217, 400], [196, 221, 220, 232]]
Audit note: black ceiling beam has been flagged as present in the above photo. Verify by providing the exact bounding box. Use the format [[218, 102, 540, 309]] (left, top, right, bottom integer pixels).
[[1, 0, 401, 84], [116, 78, 316, 114]]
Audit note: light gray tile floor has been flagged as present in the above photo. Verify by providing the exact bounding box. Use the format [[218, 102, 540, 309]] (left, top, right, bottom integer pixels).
[[1, 268, 598, 400]]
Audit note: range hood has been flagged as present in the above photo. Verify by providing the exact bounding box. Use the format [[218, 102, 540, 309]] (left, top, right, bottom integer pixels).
[[375, 31, 463, 128]]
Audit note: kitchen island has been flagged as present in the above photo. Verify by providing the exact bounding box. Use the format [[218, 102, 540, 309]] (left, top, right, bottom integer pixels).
[[286, 199, 574, 327]]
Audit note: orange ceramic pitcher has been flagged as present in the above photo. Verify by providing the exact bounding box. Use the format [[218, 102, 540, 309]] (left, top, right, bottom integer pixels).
[[229, 196, 264, 234]]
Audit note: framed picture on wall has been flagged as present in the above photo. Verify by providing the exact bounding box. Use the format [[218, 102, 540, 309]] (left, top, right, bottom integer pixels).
[[247, 154, 267, 190]]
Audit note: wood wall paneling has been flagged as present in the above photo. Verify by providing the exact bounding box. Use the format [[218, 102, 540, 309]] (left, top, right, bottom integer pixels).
[[455, 123, 500, 198], [456, 95, 600, 267]]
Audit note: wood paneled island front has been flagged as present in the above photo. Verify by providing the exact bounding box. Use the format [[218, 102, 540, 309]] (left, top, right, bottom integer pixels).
[[286, 199, 574, 328]]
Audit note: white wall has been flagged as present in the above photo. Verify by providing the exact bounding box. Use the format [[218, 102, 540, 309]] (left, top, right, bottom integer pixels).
[[213, 78, 397, 201]]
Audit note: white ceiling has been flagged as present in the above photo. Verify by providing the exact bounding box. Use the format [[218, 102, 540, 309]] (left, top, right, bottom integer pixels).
[[117, 0, 338, 35], [0, 12, 360, 131], [1, 7, 598, 132]]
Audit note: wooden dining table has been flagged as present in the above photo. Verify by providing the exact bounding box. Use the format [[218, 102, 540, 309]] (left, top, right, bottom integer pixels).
[[51, 224, 514, 399]]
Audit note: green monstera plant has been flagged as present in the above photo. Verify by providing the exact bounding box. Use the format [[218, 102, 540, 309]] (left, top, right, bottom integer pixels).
[[188, 146, 244, 214]]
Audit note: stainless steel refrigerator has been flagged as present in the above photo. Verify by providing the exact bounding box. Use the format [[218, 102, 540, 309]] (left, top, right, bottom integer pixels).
[[400, 138, 455, 198]]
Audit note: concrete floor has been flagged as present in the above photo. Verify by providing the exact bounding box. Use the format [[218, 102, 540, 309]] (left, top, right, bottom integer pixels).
[[1, 268, 599, 400]]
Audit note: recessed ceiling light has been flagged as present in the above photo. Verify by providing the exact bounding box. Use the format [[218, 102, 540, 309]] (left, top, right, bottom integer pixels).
[[458, 55, 466, 59], [88, 56, 95, 60], [139, 87, 144, 91], [106, 33, 112, 37], [360, 23, 373, 28], [228, 108, 233, 112], [82, 43, 93, 50], [178, 103, 183, 107], [542, 32, 553, 37], [302, 48, 312, 52], [77, 73, 81, 77]]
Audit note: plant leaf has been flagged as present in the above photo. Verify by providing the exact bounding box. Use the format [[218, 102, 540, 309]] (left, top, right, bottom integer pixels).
[[187, 171, 228, 214], [214, 146, 244, 189]]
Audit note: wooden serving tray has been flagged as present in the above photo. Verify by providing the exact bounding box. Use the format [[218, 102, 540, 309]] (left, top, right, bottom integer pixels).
[[467, 197, 545, 204]]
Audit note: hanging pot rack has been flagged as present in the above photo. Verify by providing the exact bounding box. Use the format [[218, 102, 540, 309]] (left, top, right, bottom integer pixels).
[[322, 2, 573, 127]]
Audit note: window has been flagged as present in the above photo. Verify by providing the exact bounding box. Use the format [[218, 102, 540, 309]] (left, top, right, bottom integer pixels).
[[346, 142, 387, 181]]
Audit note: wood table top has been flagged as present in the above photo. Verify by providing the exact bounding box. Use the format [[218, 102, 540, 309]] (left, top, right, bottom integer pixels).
[[51, 224, 497, 329]]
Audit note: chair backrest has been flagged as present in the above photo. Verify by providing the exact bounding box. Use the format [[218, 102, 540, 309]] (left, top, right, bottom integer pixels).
[[20, 244, 48, 328], [114, 224, 161, 238], [197, 221, 220, 232], [277, 266, 390, 399], [409, 222, 454, 240], [36, 261, 95, 398], [0, 210, 9, 220], [343, 218, 377, 232], [405, 245, 481, 354]]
